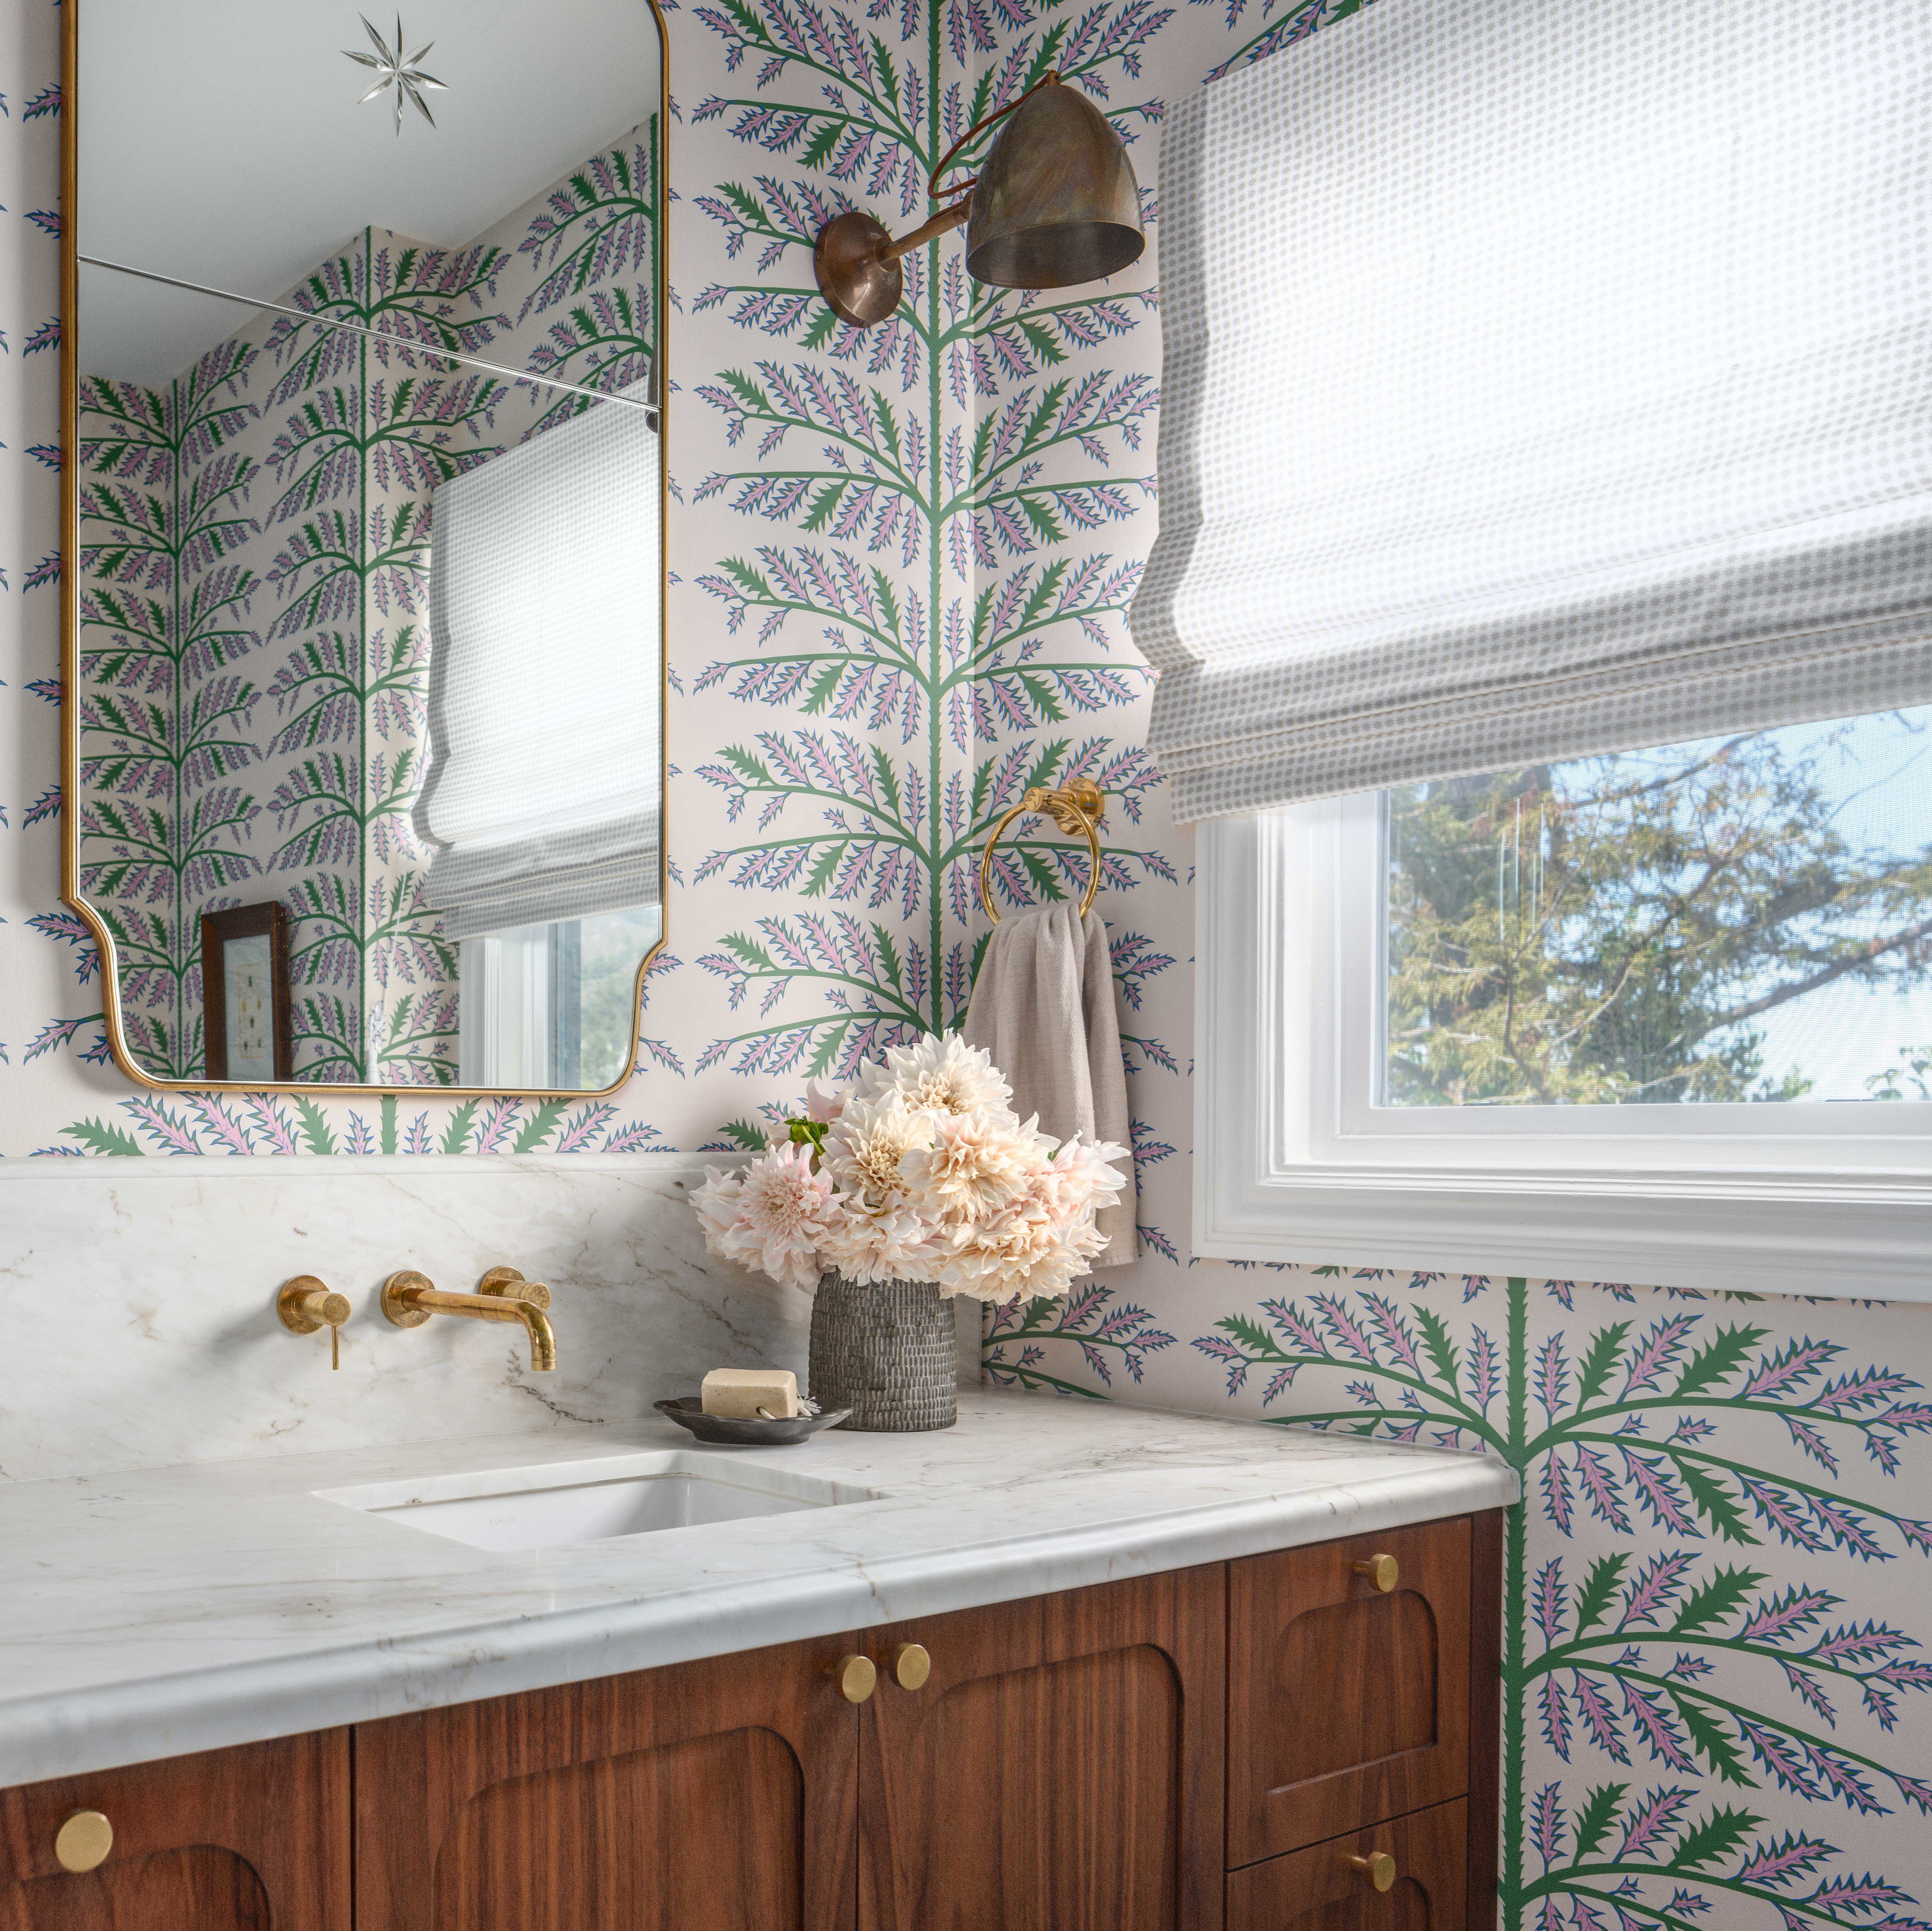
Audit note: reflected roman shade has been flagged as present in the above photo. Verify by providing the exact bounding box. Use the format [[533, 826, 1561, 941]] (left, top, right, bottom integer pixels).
[[1133, 0, 1932, 822], [415, 388, 662, 940]]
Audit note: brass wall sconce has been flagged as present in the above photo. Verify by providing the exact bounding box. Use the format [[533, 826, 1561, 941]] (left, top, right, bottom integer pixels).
[[814, 72, 1143, 329]]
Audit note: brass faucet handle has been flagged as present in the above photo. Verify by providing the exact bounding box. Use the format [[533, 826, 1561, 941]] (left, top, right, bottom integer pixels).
[[278, 1277, 351, 1371], [478, 1266, 552, 1311], [277, 1277, 351, 1334]]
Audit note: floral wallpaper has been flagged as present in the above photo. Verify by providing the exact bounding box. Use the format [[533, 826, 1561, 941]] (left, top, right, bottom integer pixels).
[[3, 1, 1930, 1926]]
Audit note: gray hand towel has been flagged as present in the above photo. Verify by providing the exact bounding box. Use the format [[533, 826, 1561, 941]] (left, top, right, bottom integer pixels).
[[962, 902, 1138, 1267]]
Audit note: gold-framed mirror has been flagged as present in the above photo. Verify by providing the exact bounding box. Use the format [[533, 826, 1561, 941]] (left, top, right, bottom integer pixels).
[[60, 0, 669, 1096]]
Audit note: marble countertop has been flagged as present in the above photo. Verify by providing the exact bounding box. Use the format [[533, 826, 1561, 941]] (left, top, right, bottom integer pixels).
[[1, 1389, 1517, 1788]]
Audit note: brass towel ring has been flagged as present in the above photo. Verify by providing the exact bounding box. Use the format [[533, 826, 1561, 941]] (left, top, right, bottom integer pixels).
[[978, 779, 1104, 925]]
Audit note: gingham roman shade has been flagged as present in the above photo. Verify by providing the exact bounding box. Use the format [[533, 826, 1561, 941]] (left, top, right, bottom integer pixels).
[[415, 386, 662, 940], [1132, 0, 1932, 822]]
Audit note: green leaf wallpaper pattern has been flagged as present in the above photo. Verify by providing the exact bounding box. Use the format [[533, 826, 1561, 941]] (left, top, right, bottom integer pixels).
[[5, 0, 1932, 1922]]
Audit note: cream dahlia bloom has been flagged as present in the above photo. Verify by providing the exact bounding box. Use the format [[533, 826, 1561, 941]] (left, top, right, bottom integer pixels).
[[899, 1106, 1044, 1224], [818, 1199, 947, 1284], [1036, 1134, 1130, 1220], [938, 1181, 1088, 1303], [693, 1035, 1125, 1305], [857, 1032, 1013, 1118], [701, 1140, 840, 1293], [821, 1088, 932, 1209]]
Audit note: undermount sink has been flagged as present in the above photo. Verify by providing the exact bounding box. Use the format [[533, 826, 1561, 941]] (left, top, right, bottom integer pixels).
[[315, 1451, 875, 1553]]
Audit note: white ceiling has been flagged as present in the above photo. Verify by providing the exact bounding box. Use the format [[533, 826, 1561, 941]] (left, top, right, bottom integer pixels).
[[77, 0, 662, 384]]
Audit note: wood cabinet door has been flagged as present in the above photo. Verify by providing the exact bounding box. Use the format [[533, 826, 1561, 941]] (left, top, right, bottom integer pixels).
[[1229, 1518, 1471, 1865], [857, 1566, 1226, 1931], [0, 1731, 350, 1931], [1225, 1801, 1467, 1931], [354, 1633, 859, 1931]]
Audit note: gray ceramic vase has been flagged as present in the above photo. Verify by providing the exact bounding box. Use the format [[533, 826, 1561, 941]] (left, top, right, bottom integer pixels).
[[808, 1272, 957, 1432]]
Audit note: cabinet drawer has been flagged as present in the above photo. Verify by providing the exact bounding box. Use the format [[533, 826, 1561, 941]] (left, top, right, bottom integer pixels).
[[1226, 1800, 1467, 1931], [1228, 1517, 1471, 1864]]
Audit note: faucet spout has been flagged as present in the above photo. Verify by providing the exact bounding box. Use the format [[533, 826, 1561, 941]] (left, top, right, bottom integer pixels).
[[380, 1269, 558, 1372], [509, 1296, 557, 1373]]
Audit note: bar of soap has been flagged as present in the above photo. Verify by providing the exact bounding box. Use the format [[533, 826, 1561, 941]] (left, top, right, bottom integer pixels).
[[701, 1367, 800, 1420]]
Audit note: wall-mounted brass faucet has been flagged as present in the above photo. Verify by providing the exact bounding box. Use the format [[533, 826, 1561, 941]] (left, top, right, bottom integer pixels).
[[277, 1276, 351, 1370], [381, 1267, 557, 1373]]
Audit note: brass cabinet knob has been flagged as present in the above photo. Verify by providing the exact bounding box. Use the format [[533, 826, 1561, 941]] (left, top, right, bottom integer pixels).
[[54, 1810, 113, 1874], [887, 1642, 931, 1691], [1347, 1852, 1397, 1893], [830, 1654, 877, 1703], [1353, 1553, 1399, 1592]]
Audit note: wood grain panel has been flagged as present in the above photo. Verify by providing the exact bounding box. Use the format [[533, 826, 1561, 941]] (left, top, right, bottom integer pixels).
[[859, 1565, 1226, 1931], [1229, 1519, 1471, 1863], [1225, 1800, 1466, 1931], [435, 1725, 803, 1931], [0, 1846, 269, 1931], [1275, 1593, 1437, 1782], [355, 1634, 858, 1931], [1465, 1510, 1505, 1931], [0, 1731, 349, 1931]]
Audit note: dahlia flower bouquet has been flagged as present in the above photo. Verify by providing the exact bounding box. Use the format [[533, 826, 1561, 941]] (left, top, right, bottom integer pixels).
[[691, 1033, 1127, 1304]]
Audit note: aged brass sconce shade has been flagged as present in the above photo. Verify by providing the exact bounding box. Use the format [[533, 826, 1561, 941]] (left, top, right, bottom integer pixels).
[[814, 73, 1144, 329]]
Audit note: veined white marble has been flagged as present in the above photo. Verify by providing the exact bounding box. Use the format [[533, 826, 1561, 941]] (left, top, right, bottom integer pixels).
[[0, 1155, 809, 1484], [0, 1389, 1517, 1786]]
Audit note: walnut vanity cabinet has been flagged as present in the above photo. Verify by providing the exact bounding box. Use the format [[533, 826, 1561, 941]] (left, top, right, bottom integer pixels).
[[353, 1631, 861, 1931], [1225, 1801, 1470, 1931], [0, 1731, 350, 1931], [1, 1508, 1502, 1931], [353, 1568, 1224, 1931], [1225, 1512, 1504, 1931], [856, 1567, 1226, 1931]]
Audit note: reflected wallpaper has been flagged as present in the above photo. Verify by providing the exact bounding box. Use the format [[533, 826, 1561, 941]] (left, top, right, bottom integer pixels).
[[3, 1, 1930, 1922], [75, 134, 659, 1085]]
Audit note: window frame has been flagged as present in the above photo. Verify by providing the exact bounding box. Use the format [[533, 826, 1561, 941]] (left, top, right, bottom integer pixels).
[[1194, 802, 1932, 1298]]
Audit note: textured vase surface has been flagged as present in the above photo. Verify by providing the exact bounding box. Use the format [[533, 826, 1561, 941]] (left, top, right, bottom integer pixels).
[[809, 1273, 957, 1432]]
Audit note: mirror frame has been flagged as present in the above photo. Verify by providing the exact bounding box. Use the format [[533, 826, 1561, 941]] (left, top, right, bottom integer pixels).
[[59, 0, 672, 1101]]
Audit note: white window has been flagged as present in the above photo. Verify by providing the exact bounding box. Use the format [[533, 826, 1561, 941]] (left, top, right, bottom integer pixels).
[[459, 903, 660, 1091], [1196, 707, 1932, 1298]]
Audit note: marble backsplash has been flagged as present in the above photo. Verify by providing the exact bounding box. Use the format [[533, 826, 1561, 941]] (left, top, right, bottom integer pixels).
[[0, 1156, 827, 1485]]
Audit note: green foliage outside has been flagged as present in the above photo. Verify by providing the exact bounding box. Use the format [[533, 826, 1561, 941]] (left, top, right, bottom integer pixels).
[[1385, 722, 1932, 1106]]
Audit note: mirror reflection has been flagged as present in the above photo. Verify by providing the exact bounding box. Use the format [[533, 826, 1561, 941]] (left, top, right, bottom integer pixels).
[[70, 1, 666, 1089]]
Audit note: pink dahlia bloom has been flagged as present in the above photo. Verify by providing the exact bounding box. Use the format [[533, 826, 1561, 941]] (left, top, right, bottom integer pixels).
[[691, 1165, 747, 1254], [801, 1075, 847, 1125], [711, 1140, 838, 1293]]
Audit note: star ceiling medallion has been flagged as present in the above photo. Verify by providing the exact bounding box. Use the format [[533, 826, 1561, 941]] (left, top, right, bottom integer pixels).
[[343, 14, 447, 135]]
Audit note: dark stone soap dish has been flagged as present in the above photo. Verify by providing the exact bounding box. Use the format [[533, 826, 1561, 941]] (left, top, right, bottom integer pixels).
[[654, 1396, 852, 1446]]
